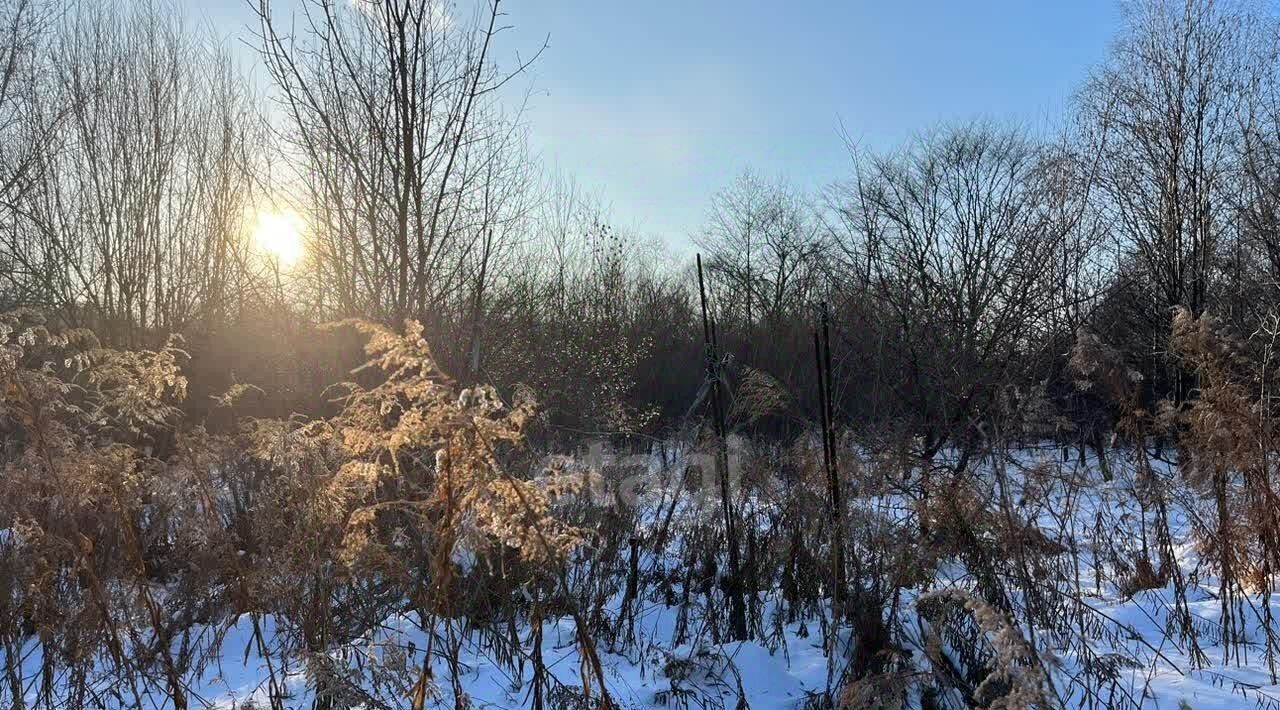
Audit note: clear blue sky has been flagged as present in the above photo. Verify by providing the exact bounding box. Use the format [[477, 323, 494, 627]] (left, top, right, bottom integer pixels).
[[198, 0, 1121, 250]]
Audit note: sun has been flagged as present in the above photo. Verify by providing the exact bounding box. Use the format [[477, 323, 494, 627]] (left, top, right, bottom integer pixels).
[[253, 210, 305, 267]]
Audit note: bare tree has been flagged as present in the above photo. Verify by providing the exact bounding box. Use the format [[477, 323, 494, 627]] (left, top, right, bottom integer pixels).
[[830, 122, 1079, 470], [1234, 20, 1280, 310], [254, 0, 541, 328], [4, 0, 262, 344], [696, 170, 825, 331], [0, 0, 60, 308], [1079, 0, 1273, 320], [460, 122, 537, 377]]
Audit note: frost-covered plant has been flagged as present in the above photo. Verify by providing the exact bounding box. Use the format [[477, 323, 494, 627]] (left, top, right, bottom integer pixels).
[[316, 319, 589, 567], [0, 313, 602, 708], [917, 588, 1052, 710], [0, 310, 196, 707], [234, 319, 601, 707], [1167, 307, 1280, 670]]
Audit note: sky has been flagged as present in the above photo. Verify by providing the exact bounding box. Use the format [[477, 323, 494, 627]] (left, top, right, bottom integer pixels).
[[198, 0, 1121, 252]]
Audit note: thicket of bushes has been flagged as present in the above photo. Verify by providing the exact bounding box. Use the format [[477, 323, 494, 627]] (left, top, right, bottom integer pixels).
[[4, 304, 1280, 708]]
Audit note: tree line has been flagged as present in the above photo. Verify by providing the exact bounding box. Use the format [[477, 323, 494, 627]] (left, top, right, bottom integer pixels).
[[2, 0, 1280, 461]]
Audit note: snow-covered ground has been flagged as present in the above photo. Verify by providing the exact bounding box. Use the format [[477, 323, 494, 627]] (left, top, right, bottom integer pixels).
[[194, 582, 1280, 708], [16, 445, 1280, 708], [199, 604, 837, 709]]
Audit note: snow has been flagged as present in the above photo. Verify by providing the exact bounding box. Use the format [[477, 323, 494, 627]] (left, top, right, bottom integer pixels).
[[14, 444, 1280, 708]]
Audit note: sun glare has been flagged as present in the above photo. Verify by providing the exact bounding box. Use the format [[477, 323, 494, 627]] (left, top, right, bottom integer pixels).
[[253, 210, 305, 267]]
